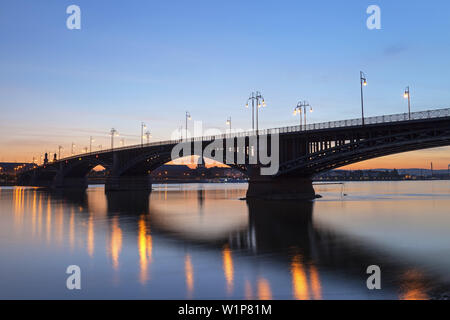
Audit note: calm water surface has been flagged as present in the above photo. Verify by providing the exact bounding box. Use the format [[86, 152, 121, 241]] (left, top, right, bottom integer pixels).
[[1, 181, 450, 299]]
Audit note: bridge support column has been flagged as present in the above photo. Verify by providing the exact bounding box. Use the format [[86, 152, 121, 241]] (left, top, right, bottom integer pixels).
[[105, 175, 152, 192], [246, 175, 316, 200]]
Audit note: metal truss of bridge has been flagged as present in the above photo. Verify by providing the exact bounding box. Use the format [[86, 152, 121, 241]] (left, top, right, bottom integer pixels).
[[18, 108, 450, 200]]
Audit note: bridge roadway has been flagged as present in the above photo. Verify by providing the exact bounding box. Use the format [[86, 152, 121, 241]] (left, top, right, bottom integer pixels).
[[18, 108, 450, 200]]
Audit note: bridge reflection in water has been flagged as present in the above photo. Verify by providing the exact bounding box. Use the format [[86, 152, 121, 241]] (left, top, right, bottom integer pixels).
[[3, 184, 446, 299]]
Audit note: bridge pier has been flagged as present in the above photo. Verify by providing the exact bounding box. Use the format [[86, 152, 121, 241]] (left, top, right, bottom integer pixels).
[[246, 175, 316, 200], [105, 175, 152, 192]]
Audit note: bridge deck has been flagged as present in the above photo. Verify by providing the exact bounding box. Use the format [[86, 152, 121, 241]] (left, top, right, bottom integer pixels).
[[55, 107, 450, 163]]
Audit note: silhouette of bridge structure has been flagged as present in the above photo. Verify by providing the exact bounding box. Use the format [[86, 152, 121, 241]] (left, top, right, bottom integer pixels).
[[18, 108, 450, 200]]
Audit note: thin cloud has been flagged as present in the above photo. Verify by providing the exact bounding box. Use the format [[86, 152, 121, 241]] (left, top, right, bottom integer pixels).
[[383, 44, 408, 57]]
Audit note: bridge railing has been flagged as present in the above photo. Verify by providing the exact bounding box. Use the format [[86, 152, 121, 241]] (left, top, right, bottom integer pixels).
[[56, 107, 450, 162], [194, 107, 450, 141], [277, 107, 450, 133]]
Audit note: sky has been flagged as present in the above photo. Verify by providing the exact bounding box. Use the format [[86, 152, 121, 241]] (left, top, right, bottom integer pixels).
[[0, 0, 449, 169]]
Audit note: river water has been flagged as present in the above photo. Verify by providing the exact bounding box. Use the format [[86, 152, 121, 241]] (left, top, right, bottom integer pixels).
[[0, 181, 449, 299]]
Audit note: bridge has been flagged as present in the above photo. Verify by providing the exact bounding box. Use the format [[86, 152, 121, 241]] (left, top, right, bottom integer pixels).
[[18, 108, 450, 200]]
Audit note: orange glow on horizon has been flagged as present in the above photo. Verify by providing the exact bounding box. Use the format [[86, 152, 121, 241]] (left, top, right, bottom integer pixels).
[[340, 147, 450, 170], [167, 155, 230, 169]]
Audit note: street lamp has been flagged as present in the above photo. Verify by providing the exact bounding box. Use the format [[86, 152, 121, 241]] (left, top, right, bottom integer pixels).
[[89, 136, 95, 153], [226, 117, 231, 132], [404, 86, 411, 120], [141, 122, 147, 147], [71, 142, 76, 155], [145, 131, 151, 144], [245, 93, 255, 130], [185, 111, 192, 140], [293, 105, 303, 127], [293, 101, 313, 130], [360, 71, 367, 125], [58, 146, 63, 160], [110, 128, 118, 149], [245, 91, 266, 131]]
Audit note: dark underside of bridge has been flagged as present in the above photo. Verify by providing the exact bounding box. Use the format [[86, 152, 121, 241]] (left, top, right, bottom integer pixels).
[[18, 116, 450, 200]]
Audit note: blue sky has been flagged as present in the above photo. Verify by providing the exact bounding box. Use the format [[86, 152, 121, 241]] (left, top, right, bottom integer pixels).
[[0, 0, 450, 165]]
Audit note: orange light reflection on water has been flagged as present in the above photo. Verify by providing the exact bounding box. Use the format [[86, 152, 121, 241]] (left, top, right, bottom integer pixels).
[[222, 244, 234, 295], [257, 278, 272, 300], [185, 254, 194, 298], [110, 216, 122, 270], [138, 215, 152, 284]]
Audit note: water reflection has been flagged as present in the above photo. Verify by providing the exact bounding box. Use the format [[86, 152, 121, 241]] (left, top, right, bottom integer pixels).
[[291, 254, 310, 300], [109, 216, 122, 271], [37, 193, 43, 236], [106, 191, 150, 215], [31, 191, 36, 237], [309, 265, 322, 300], [185, 254, 194, 298], [138, 215, 152, 284], [222, 244, 234, 295], [244, 279, 253, 300], [87, 215, 94, 257], [1, 183, 449, 299], [69, 207, 75, 250], [46, 195, 51, 243], [257, 278, 272, 300]]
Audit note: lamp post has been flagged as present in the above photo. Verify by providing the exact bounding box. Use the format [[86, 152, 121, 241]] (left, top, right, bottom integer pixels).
[[245, 91, 266, 131], [404, 86, 411, 120], [360, 71, 367, 125], [293, 106, 303, 128], [71, 143, 76, 155], [110, 128, 118, 150], [293, 101, 313, 130], [145, 131, 151, 144], [255, 91, 266, 132], [185, 111, 192, 140], [245, 92, 255, 130], [89, 136, 95, 153], [58, 146, 63, 160], [226, 117, 231, 132], [141, 122, 147, 147]]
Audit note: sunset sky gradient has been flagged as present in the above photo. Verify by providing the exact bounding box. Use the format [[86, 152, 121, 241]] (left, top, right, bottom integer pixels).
[[0, 0, 449, 169]]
